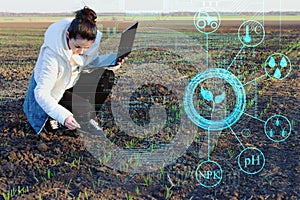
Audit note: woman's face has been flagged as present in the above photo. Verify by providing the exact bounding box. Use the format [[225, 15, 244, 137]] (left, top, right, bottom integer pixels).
[[67, 33, 94, 55]]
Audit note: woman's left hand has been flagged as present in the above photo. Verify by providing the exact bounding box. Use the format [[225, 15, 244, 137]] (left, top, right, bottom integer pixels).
[[108, 57, 127, 72]]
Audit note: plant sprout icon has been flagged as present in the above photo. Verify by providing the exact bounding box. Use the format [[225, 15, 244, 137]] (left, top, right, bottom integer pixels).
[[268, 56, 288, 79], [200, 87, 226, 112]]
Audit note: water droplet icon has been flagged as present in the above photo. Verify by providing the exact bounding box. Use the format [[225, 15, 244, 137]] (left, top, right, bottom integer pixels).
[[281, 128, 285, 137], [268, 57, 276, 68], [275, 118, 280, 126], [269, 129, 274, 137], [280, 57, 287, 68], [274, 68, 281, 79]]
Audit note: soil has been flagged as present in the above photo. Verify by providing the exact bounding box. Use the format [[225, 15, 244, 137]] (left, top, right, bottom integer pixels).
[[0, 19, 299, 199]]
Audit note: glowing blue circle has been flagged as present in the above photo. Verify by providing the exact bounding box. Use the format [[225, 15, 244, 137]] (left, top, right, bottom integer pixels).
[[238, 20, 265, 47], [184, 68, 246, 131], [194, 8, 221, 34], [238, 147, 265, 175], [264, 114, 292, 142], [195, 160, 223, 188], [264, 53, 292, 81], [241, 128, 251, 138]]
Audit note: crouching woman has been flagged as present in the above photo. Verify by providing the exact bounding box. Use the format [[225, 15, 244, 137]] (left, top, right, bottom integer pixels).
[[24, 7, 122, 134]]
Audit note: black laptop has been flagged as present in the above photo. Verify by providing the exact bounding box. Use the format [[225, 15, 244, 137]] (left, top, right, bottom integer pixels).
[[86, 21, 138, 68]]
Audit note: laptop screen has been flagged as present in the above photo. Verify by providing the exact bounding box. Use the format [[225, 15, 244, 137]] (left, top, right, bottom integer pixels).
[[117, 21, 138, 59]]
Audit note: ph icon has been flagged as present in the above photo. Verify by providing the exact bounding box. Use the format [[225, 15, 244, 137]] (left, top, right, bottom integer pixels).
[[238, 147, 265, 174], [244, 155, 261, 168], [195, 160, 223, 188]]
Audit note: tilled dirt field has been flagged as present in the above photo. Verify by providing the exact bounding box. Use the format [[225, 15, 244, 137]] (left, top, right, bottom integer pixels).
[[0, 20, 299, 199]]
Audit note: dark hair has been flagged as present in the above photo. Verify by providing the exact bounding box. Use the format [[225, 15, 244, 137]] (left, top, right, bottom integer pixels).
[[67, 6, 97, 41]]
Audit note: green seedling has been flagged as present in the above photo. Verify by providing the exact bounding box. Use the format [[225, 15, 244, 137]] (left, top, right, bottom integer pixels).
[[41, 177, 47, 182], [76, 192, 81, 200], [159, 166, 165, 180], [135, 186, 140, 195], [143, 175, 153, 187], [67, 178, 72, 188], [97, 177, 101, 188], [125, 138, 138, 148], [55, 189, 58, 198], [2, 192, 11, 200], [125, 193, 133, 200], [17, 186, 28, 196], [84, 190, 89, 200], [88, 168, 93, 176], [47, 168, 51, 179], [165, 186, 173, 199], [228, 149, 234, 159], [101, 152, 112, 164], [34, 176, 39, 183], [37, 166, 42, 175]]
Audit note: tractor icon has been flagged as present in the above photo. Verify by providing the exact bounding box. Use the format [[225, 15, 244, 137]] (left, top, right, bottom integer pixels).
[[195, 11, 219, 30]]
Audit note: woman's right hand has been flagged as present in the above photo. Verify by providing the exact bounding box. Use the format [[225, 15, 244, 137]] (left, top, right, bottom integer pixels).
[[64, 115, 81, 130]]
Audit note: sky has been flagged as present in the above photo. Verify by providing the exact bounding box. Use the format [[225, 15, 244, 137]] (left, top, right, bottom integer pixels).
[[0, 0, 299, 13]]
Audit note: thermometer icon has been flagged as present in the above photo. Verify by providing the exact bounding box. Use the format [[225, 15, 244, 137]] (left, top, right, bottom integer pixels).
[[244, 25, 251, 43]]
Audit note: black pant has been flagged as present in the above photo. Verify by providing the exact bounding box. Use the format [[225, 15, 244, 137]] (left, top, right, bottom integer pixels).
[[59, 69, 115, 121]]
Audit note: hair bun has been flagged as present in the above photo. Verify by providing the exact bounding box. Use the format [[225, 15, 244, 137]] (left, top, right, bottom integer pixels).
[[75, 6, 97, 25]]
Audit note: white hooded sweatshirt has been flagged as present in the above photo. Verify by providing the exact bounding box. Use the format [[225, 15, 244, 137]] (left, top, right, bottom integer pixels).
[[33, 18, 102, 125]]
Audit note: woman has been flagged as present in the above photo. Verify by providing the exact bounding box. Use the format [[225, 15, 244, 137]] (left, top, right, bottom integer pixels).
[[24, 7, 123, 134]]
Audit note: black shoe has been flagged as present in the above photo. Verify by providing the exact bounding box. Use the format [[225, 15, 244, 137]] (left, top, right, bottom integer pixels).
[[43, 119, 60, 134], [57, 128, 79, 138], [43, 119, 79, 138]]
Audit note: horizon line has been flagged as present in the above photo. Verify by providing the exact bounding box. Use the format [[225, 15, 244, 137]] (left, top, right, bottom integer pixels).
[[0, 11, 299, 14]]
